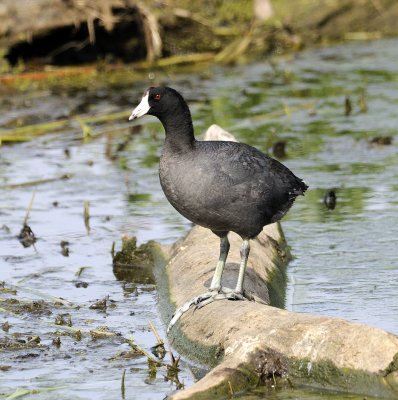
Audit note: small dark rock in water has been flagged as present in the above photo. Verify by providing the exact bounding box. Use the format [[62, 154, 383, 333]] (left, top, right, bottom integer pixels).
[[344, 95, 352, 116], [60, 240, 69, 257], [324, 190, 337, 210], [18, 224, 36, 248], [369, 136, 393, 146], [52, 201, 59, 207], [272, 141, 287, 158], [75, 281, 89, 288]]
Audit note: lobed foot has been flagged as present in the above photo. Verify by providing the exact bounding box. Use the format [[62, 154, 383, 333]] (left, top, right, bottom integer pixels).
[[167, 287, 258, 333]]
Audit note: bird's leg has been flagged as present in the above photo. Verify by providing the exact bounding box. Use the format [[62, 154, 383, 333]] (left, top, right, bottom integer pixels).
[[209, 235, 230, 291], [167, 238, 255, 334], [235, 239, 250, 295]]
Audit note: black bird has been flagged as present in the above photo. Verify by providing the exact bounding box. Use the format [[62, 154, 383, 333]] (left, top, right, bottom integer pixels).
[[129, 87, 308, 329]]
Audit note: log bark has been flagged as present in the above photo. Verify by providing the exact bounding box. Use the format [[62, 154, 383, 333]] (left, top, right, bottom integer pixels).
[[152, 125, 398, 399]]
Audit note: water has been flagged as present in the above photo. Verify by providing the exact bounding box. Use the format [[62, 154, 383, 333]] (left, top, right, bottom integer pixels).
[[1, 38, 398, 399]]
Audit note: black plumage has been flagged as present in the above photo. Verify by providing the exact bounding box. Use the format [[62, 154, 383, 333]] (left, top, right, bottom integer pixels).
[[160, 139, 307, 239], [129, 86, 307, 325]]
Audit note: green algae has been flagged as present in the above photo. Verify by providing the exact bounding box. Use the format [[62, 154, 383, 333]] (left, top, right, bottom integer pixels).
[[290, 357, 398, 399], [384, 352, 398, 376]]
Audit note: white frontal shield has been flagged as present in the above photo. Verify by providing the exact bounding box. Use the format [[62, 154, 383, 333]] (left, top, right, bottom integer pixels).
[[129, 92, 150, 120]]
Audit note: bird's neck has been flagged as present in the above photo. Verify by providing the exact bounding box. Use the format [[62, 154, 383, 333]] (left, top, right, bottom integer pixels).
[[158, 104, 195, 152]]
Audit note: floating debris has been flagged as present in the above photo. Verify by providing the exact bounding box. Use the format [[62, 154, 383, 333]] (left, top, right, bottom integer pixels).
[[111, 241, 116, 259], [148, 357, 162, 379], [3, 298, 52, 316], [111, 347, 144, 360], [3, 386, 68, 398], [74, 281, 89, 288], [272, 141, 287, 159], [359, 89, 368, 113], [149, 320, 166, 360], [344, 95, 352, 116], [369, 136, 392, 146], [75, 266, 88, 278], [121, 369, 126, 399], [0, 336, 41, 351], [74, 330, 82, 341], [83, 201, 90, 234], [60, 240, 69, 257], [90, 326, 117, 340], [80, 120, 94, 143], [165, 350, 184, 389], [112, 236, 155, 284], [324, 190, 337, 210], [151, 343, 166, 360], [27, 335, 41, 344], [89, 297, 108, 311], [0, 282, 17, 294], [1, 224, 11, 233], [1, 175, 71, 190], [1, 321, 10, 332], [18, 224, 36, 248], [89, 296, 116, 311], [54, 314, 72, 327]]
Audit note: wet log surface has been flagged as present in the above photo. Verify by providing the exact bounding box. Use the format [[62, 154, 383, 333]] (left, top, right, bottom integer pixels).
[[152, 125, 398, 399]]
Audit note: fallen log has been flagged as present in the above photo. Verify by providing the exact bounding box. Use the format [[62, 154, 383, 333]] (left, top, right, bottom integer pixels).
[[151, 125, 398, 399]]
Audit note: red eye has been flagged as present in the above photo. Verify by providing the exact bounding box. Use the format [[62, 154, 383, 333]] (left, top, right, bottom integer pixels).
[[154, 94, 161, 101]]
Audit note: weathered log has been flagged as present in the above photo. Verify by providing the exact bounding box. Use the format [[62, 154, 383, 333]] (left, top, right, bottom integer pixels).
[[151, 125, 398, 399]]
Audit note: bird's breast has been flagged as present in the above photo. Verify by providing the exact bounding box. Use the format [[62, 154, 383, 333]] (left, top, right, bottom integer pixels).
[[158, 152, 266, 235]]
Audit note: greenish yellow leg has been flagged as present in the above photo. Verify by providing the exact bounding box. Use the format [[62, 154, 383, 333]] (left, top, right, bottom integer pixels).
[[209, 236, 230, 291], [235, 239, 250, 294]]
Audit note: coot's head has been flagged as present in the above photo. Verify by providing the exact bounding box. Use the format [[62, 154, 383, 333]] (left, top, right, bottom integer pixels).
[[129, 86, 185, 121]]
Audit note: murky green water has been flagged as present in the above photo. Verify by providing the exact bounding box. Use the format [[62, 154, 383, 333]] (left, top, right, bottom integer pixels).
[[1, 38, 398, 399]]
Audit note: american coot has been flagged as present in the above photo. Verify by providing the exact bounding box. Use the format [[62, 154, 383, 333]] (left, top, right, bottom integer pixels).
[[129, 87, 308, 331]]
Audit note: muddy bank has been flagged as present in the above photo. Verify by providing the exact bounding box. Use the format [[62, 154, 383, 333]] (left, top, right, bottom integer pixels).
[[1, 0, 398, 70]]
